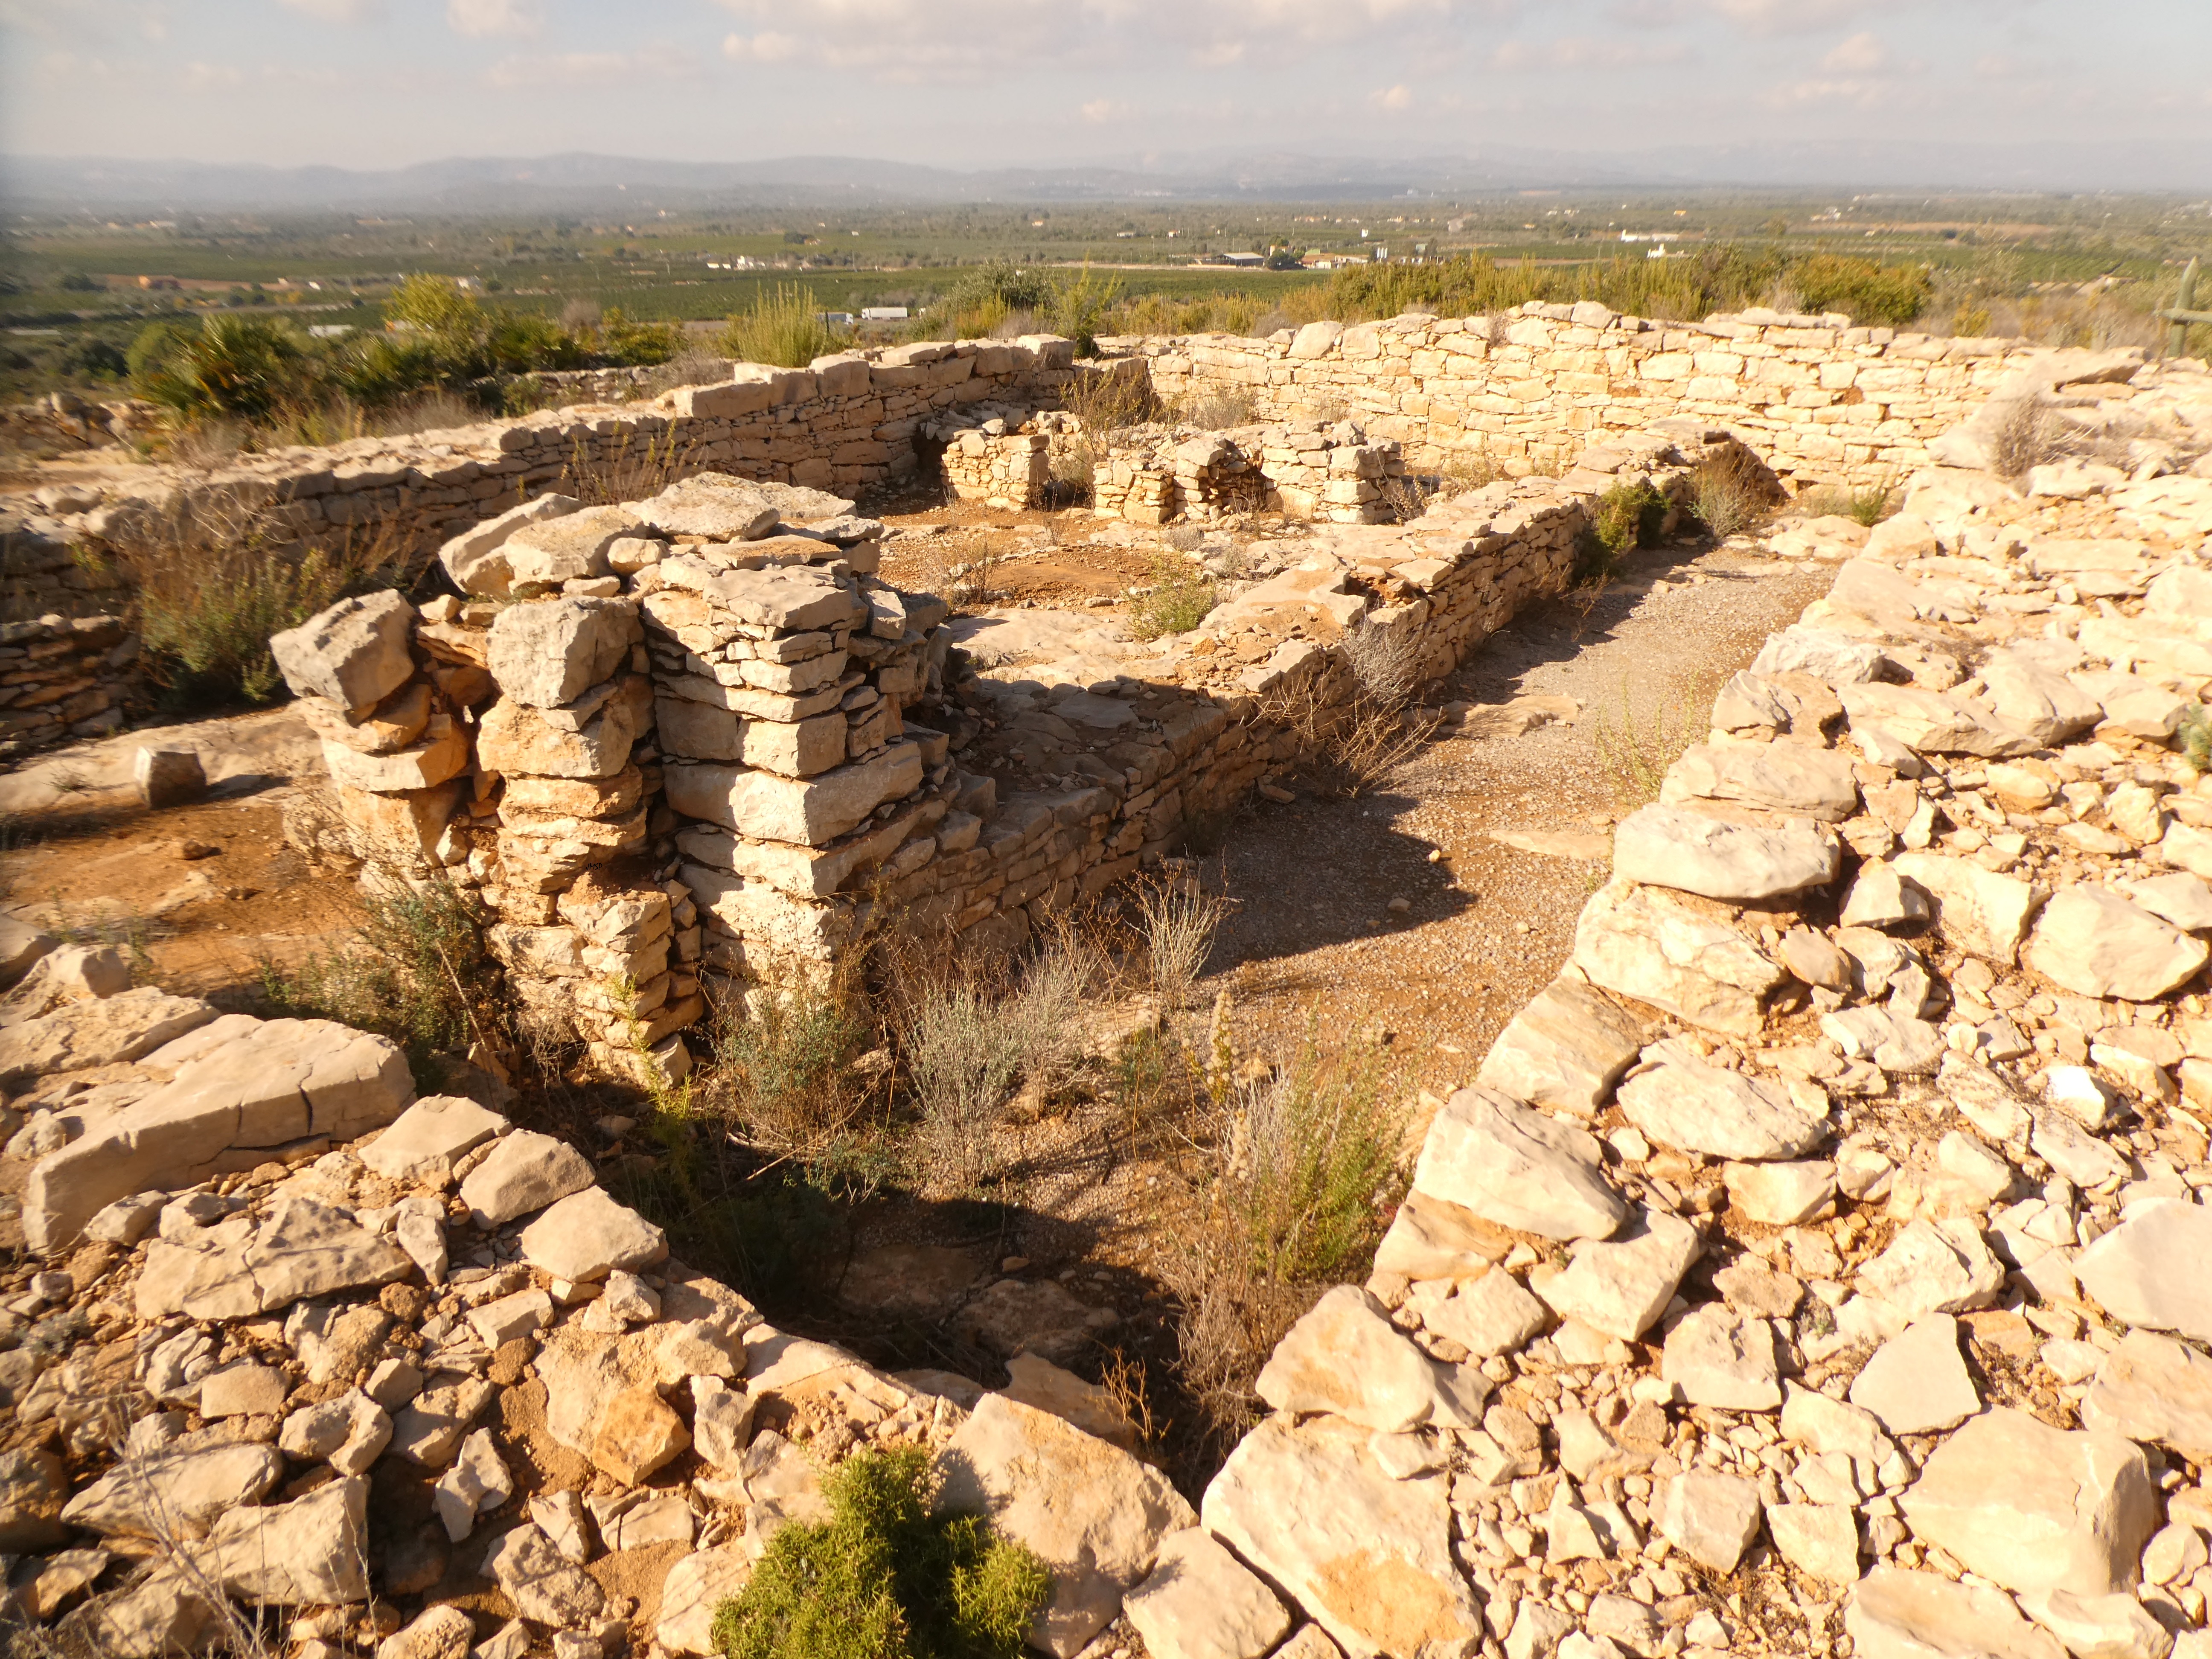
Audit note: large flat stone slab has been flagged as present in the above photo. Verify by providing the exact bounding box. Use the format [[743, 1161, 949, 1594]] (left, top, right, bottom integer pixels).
[[937, 1394, 1195, 1659], [1201, 1416, 1482, 1659], [1572, 877, 1784, 1036], [1411, 1088, 1624, 1243], [1473, 975, 1647, 1117], [1617, 1057, 1827, 1161], [26, 1016, 412, 1250], [1613, 804, 1841, 902]]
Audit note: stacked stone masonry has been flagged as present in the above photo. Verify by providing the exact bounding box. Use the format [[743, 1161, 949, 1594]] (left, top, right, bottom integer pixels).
[[0, 614, 141, 760], [275, 422, 1746, 1075], [1111, 302, 2159, 491]]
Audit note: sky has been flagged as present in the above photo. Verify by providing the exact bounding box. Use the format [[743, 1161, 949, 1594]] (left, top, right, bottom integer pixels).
[[3, 0, 2211, 175]]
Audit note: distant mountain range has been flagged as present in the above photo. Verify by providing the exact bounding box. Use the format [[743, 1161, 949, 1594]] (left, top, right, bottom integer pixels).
[[3, 140, 2206, 213]]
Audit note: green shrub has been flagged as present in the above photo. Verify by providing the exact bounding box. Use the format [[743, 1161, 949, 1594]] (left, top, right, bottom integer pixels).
[[1582, 477, 1667, 578], [260, 873, 508, 1089], [1232, 1043, 1405, 1283], [1127, 555, 1219, 640], [713, 1447, 1049, 1659], [710, 981, 873, 1156], [131, 314, 315, 422], [595, 307, 682, 366], [719, 286, 847, 368], [2180, 707, 2212, 774], [1688, 448, 1768, 541], [1788, 255, 1933, 327]]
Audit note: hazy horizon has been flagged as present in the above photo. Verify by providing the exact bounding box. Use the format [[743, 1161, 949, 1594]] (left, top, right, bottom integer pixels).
[[5, 0, 2209, 189]]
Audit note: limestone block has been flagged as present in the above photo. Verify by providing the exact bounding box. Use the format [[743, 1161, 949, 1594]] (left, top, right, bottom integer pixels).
[[271, 590, 416, 715], [1473, 975, 1646, 1116], [1572, 877, 1784, 1036], [1613, 804, 1841, 902], [665, 741, 925, 847], [487, 597, 643, 708], [1199, 1415, 1480, 1659], [1901, 1407, 2157, 1597], [439, 494, 580, 597], [940, 1395, 1197, 1659], [1411, 1087, 1625, 1242], [1254, 1286, 1485, 1432]]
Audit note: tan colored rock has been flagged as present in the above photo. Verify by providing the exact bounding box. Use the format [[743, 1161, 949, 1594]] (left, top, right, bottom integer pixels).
[[1723, 1159, 1836, 1225], [1123, 1529, 1292, 1659], [488, 595, 642, 708], [1767, 1504, 1860, 1583], [0, 986, 217, 1091], [2026, 886, 2209, 1002], [1855, 1219, 2004, 1316], [1618, 1057, 1828, 1161], [1613, 803, 1841, 902], [1891, 853, 2042, 965], [1662, 742, 1860, 821], [192, 1475, 370, 1604], [1200, 1415, 1481, 1659], [2083, 1329, 2212, 1463], [940, 1394, 1196, 1659], [2076, 1203, 2212, 1345], [1661, 1304, 1782, 1411], [657, 1543, 762, 1655], [319, 714, 469, 793], [1900, 1406, 2157, 1597], [440, 494, 581, 597], [1844, 1565, 2064, 1659], [460, 1129, 594, 1225], [271, 590, 416, 715], [1370, 1188, 1511, 1283], [591, 1385, 689, 1484], [518, 1186, 667, 1283], [1535, 1207, 1699, 1341], [1474, 975, 1647, 1117], [1656, 1470, 1762, 1574], [1850, 1316, 1981, 1435], [28, 1014, 412, 1249], [1411, 1087, 1624, 1242], [665, 741, 926, 847], [1572, 876, 1784, 1036], [359, 1093, 508, 1182], [1001, 1353, 1140, 1450], [485, 1522, 606, 1626], [1255, 1286, 1484, 1432]]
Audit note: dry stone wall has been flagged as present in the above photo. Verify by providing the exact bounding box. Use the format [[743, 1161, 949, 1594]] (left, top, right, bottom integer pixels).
[[274, 425, 1754, 1075], [47, 336, 1079, 572], [0, 613, 141, 760], [1111, 303, 2134, 492], [1190, 428, 2212, 1659]]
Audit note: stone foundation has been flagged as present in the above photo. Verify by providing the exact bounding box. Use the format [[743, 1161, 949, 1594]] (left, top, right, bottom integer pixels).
[[0, 614, 141, 760]]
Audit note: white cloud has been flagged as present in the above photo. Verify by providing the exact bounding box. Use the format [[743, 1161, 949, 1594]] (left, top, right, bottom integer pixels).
[[722, 30, 800, 61], [1493, 35, 1688, 70], [1820, 30, 1887, 73], [1373, 82, 1414, 110], [483, 44, 697, 87], [1080, 96, 1128, 122], [446, 0, 541, 39], [703, 0, 1506, 79], [276, 0, 379, 21], [1699, 0, 1903, 36]]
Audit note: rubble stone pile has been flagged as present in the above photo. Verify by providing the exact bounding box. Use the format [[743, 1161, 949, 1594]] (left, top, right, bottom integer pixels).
[[1113, 303, 2168, 492], [272, 474, 950, 1079], [0, 961, 1221, 1659], [1092, 420, 1411, 527], [0, 613, 140, 760], [1184, 429, 2212, 1658]]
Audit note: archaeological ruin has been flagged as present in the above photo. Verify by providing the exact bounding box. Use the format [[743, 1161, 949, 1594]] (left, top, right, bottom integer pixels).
[[2, 299, 2212, 1659]]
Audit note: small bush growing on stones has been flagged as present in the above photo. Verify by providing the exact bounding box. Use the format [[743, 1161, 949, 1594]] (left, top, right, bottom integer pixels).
[[1988, 396, 2056, 480], [712, 1446, 1049, 1659], [110, 496, 408, 710], [259, 873, 509, 1090], [1228, 1042, 1406, 1283], [717, 285, 847, 369], [708, 979, 876, 1160], [2180, 706, 2212, 774], [1136, 876, 1225, 1009], [1126, 554, 1219, 640], [1580, 477, 1668, 581], [896, 936, 1098, 1194], [1688, 448, 1767, 542], [1800, 476, 1896, 526], [1181, 390, 1254, 431]]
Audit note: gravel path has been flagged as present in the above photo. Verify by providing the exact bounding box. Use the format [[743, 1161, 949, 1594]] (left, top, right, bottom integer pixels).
[[1210, 536, 1841, 1094]]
